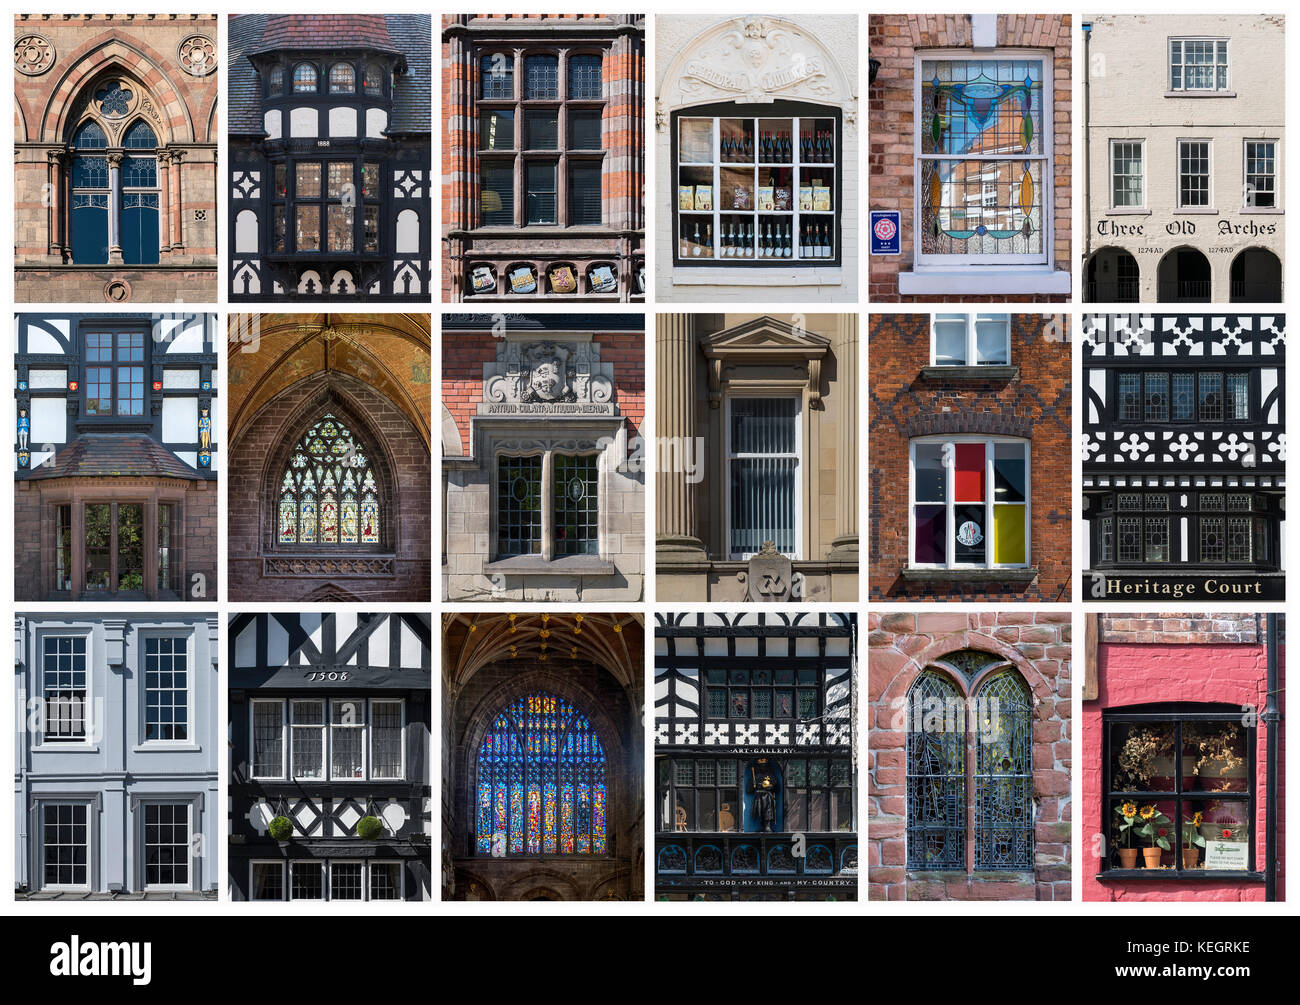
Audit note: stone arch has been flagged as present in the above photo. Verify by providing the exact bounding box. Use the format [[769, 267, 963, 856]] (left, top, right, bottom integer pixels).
[[501, 868, 583, 901], [877, 630, 1053, 712], [451, 867, 496, 901], [1156, 245, 1211, 303], [1230, 246, 1282, 302], [1085, 246, 1139, 302], [41, 36, 195, 144], [441, 403, 464, 457], [657, 15, 857, 123]]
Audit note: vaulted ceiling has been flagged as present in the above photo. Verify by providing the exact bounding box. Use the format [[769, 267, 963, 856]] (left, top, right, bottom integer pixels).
[[228, 313, 431, 447], [442, 613, 644, 692]]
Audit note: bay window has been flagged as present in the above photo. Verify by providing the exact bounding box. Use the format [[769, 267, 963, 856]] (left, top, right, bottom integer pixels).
[[910, 437, 1029, 569], [673, 101, 840, 265], [916, 54, 1049, 264], [727, 397, 800, 559]]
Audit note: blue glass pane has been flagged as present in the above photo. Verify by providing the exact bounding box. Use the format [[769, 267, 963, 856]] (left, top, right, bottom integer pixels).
[[71, 204, 109, 264], [71, 155, 108, 189], [95, 81, 133, 117], [122, 196, 160, 265], [122, 120, 157, 149], [72, 121, 107, 149], [123, 156, 156, 187]]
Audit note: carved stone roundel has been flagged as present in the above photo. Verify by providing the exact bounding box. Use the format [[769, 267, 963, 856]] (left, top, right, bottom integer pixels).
[[15, 34, 55, 76], [178, 34, 217, 76]]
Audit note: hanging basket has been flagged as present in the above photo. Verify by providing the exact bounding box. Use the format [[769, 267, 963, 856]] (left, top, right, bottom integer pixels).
[[357, 815, 384, 841]]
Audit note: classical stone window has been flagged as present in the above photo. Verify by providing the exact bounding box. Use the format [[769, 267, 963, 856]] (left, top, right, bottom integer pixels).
[[250, 697, 405, 782], [910, 436, 1029, 569], [142, 803, 190, 889], [673, 102, 840, 264], [1177, 140, 1212, 208], [1244, 140, 1276, 208], [905, 657, 1034, 871], [276, 413, 381, 547], [495, 451, 599, 558], [916, 53, 1050, 266], [142, 636, 189, 742], [1168, 37, 1229, 93], [41, 635, 89, 742], [474, 693, 607, 856], [726, 397, 800, 559], [476, 49, 606, 228], [1103, 705, 1253, 874], [1110, 140, 1145, 209], [930, 313, 1010, 366], [1092, 491, 1275, 568], [42, 803, 90, 889]]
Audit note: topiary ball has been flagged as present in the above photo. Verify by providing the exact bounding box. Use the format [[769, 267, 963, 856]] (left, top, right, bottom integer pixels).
[[357, 815, 384, 840], [268, 815, 293, 841]]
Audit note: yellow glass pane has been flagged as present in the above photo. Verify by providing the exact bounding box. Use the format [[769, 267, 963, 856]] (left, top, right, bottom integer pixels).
[[994, 504, 1026, 564]]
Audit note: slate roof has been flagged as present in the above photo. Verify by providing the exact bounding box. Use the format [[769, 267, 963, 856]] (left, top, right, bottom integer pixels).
[[26, 435, 199, 481], [442, 314, 645, 332], [228, 14, 431, 136]]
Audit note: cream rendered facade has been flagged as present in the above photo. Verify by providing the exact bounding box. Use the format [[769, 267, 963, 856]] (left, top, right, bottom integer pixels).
[[654, 15, 859, 303], [1084, 14, 1285, 303]]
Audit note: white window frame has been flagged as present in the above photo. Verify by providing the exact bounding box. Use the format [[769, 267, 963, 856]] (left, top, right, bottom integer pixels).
[[368, 698, 406, 782], [249, 859, 286, 901], [249, 698, 286, 780], [289, 697, 326, 781], [908, 435, 1032, 570], [37, 800, 94, 892], [913, 49, 1053, 269], [329, 697, 368, 781], [289, 859, 325, 901], [723, 392, 803, 561], [929, 314, 1011, 366], [1176, 138, 1213, 209], [367, 859, 405, 901], [137, 798, 193, 892], [1168, 37, 1229, 93], [137, 629, 194, 749], [1243, 138, 1278, 209], [1109, 139, 1146, 210], [34, 629, 95, 748]]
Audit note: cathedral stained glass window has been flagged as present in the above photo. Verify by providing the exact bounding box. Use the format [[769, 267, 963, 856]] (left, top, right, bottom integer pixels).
[[475, 693, 607, 856], [277, 413, 380, 546]]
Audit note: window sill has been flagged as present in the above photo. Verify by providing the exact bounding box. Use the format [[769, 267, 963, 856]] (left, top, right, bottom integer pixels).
[[1104, 208, 1151, 217], [484, 554, 616, 577], [898, 269, 1069, 296], [1163, 90, 1236, 98], [1240, 207, 1284, 215], [1172, 208, 1219, 216], [33, 744, 99, 753], [133, 744, 202, 754], [1097, 870, 1264, 882], [920, 365, 1019, 382], [901, 567, 1039, 583], [671, 266, 842, 287]]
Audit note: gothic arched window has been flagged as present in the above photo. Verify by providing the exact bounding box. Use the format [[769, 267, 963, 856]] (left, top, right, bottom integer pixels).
[[293, 62, 317, 93], [475, 693, 607, 856], [277, 413, 380, 546], [329, 63, 355, 94], [70, 121, 110, 264], [121, 120, 160, 265], [974, 670, 1033, 869], [905, 670, 965, 870]]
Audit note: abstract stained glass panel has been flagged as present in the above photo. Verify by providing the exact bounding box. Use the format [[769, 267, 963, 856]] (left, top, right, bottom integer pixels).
[[476, 693, 607, 857], [906, 671, 965, 870], [919, 58, 1045, 259], [277, 413, 380, 547], [974, 670, 1034, 869]]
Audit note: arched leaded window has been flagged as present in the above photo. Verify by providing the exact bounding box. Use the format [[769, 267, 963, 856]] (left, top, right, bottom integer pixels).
[[121, 120, 160, 265], [905, 670, 965, 870], [268, 65, 285, 94], [329, 62, 355, 94], [363, 62, 385, 96], [293, 62, 317, 93], [70, 121, 110, 264], [974, 669, 1033, 869], [475, 693, 607, 856], [277, 413, 380, 546]]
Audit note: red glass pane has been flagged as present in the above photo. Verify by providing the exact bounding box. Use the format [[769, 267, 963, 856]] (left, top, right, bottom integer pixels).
[[954, 443, 985, 502]]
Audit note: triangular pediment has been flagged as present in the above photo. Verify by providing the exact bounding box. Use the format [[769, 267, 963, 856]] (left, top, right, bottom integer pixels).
[[700, 316, 832, 355]]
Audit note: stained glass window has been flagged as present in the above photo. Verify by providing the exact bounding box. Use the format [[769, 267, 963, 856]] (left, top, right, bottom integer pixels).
[[905, 671, 965, 870], [277, 413, 381, 547], [476, 693, 607, 856], [974, 670, 1033, 869]]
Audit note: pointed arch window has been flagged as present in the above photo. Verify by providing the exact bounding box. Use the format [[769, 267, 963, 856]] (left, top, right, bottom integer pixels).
[[475, 693, 607, 856], [905, 659, 1036, 872], [276, 413, 381, 547], [121, 120, 160, 265], [70, 121, 110, 265]]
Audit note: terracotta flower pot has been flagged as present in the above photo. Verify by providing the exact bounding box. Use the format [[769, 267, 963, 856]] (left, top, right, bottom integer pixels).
[[1118, 848, 1139, 869], [1182, 847, 1199, 869], [1142, 847, 1163, 869]]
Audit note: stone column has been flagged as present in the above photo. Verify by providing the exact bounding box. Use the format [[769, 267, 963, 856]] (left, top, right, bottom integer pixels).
[[829, 313, 858, 559], [169, 151, 185, 252], [157, 150, 172, 253], [106, 151, 123, 264], [655, 314, 706, 558], [46, 148, 65, 259]]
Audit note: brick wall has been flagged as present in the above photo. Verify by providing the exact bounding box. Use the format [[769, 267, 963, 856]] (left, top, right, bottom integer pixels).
[[228, 372, 431, 601], [441, 333, 646, 453], [1083, 614, 1285, 902], [868, 313, 1072, 600], [867, 14, 1071, 302], [868, 611, 1072, 901]]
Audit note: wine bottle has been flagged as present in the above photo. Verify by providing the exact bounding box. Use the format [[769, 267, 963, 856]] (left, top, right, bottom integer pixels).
[[705, 223, 712, 256], [800, 223, 811, 259], [761, 223, 771, 257], [681, 225, 689, 259], [783, 223, 792, 257], [692, 222, 701, 257], [745, 222, 754, 256]]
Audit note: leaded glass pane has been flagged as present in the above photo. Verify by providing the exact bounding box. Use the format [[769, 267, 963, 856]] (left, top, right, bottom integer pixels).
[[525, 54, 559, 99], [277, 413, 380, 549], [568, 54, 602, 99], [480, 53, 513, 99], [974, 671, 1033, 869], [497, 455, 542, 556], [554, 453, 598, 555], [906, 671, 965, 870]]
